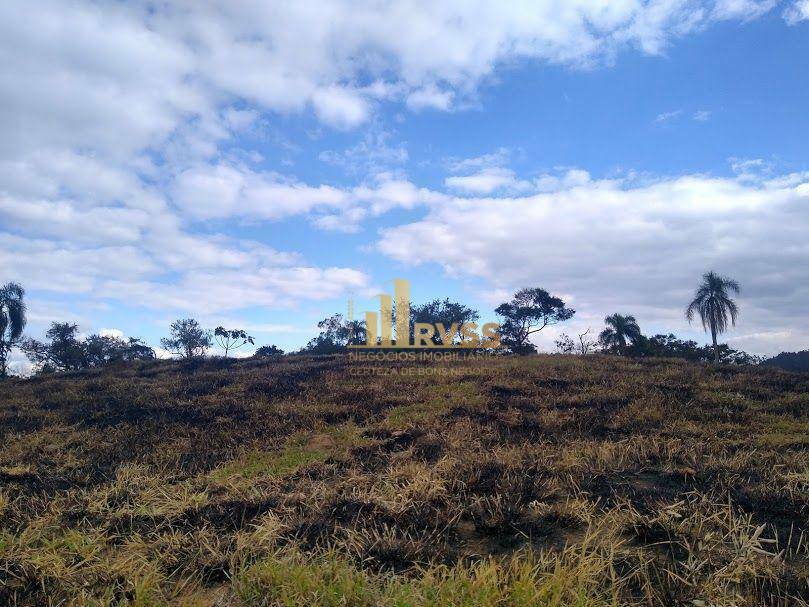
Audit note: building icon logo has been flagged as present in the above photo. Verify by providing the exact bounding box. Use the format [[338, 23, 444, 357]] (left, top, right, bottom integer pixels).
[[348, 279, 500, 349]]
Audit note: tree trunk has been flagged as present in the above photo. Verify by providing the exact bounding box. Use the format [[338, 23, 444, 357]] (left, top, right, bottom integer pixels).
[[711, 325, 719, 364]]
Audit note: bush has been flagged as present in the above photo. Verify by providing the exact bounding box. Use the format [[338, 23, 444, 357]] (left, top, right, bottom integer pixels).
[[254, 344, 285, 357]]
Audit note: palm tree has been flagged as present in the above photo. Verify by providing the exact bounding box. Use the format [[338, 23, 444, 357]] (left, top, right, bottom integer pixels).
[[599, 313, 642, 354], [686, 271, 740, 364], [0, 282, 27, 377]]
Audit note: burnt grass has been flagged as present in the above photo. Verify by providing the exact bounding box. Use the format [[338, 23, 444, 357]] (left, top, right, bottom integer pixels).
[[0, 354, 807, 605]]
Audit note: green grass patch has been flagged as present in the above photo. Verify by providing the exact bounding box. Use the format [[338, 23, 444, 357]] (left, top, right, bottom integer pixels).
[[757, 418, 809, 448], [235, 548, 621, 607], [213, 423, 367, 481]]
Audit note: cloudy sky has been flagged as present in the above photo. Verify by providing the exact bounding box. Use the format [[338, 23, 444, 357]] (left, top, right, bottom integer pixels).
[[2, 1, 809, 368]]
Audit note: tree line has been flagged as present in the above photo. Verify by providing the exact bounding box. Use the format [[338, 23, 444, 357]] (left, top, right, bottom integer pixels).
[[0, 271, 769, 377]]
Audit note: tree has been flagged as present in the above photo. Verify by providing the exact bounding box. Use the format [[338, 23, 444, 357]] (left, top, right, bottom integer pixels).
[[301, 314, 366, 354], [555, 328, 598, 356], [214, 326, 255, 358], [409, 298, 479, 346], [120, 337, 156, 361], [686, 271, 740, 364], [82, 334, 155, 366], [599, 313, 642, 354], [624, 333, 758, 365], [495, 288, 575, 354], [624, 334, 704, 361], [21, 322, 85, 372], [21, 323, 154, 373], [254, 344, 285, 358], [160, 318, 212, 359], [0, 282, 26, 377]]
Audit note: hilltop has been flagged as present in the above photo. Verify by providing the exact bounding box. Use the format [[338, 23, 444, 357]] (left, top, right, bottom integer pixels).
[[0, 354, 807, 606]]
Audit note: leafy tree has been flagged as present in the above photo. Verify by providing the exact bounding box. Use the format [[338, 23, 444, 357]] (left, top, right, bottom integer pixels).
[[555, 328, 599, 356], [409, 298, 479, 345], [0, 282, 26, 377], [21, 322, 85, 372], [120, 337, 156, 361], [160, 318, 212, 359], [214, 326, 255, 358], [254, 344, 285, 357], [82, 335, 155, 367], [599, 313, 642, 354], [686, 271, 740, 364], [624, 333, 759, 365], [495, 288, 574, 354], [20, 323, 154, 373], [301, 314, 366, 354]]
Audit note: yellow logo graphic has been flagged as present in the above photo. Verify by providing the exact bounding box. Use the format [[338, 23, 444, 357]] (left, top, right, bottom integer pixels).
[[349, 279, 500, 349]]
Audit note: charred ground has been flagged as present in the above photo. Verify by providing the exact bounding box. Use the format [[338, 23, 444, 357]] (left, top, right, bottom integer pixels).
[[0, 354, 807, 606]]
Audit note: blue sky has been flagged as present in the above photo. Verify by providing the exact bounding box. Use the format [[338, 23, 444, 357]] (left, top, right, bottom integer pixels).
[[2, 1, 809, 370]]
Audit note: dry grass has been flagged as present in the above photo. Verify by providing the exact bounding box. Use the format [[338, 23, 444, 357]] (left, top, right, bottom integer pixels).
[[0, 354, 807, 605]]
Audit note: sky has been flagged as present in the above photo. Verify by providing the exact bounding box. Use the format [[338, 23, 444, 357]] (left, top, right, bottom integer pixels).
[[2, 1, 809, 371]]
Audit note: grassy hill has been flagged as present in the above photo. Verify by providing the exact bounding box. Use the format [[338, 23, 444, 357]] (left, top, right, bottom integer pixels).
[[0, 354, 807, 606]]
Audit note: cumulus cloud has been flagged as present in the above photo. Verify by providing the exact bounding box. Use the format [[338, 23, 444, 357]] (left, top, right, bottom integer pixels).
[[444, 150, 592, 195], [377, 171, 809, 354], [444, 149, 529, 194], [0, 0, 789, 157], [407, 86, 454, 111], [0, 161, 369, 317], [713, 0, 778, 20], [102, 266, 368, 315], [170, 164, 444, 228], [784, 0, 809, 22], [311, 87, 370, 129], [445, 167, 526, 194], [171, 164, 350, 220]]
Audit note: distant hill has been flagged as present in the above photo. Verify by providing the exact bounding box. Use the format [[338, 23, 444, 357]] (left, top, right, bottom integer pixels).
[[761, 350, 809, 372]]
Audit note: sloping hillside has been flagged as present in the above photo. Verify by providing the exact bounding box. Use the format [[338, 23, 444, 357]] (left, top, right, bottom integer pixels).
[[0, 355, 807, 606]]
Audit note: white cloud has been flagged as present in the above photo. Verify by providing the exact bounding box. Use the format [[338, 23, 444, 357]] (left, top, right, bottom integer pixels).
[[311, 86, 370, 129], [171, 163, 350, 220], [655, 110, 683, 123], [0, 0, 784, 156], [693, 110, 712, 121], [170, 163, 448, 228], [713, 0, 777, 20], [99, 328, 125, 339], [319, 128, 408, 175], [6, 348, 33, 377], [534, 169, 592, 192], [728, 157, 774, 183], [784, 0, 809, 22], [444, 149, 528, 194], [102, 266, 368, 315], [445, 167, 520, 194], [445, 148, 513, 173], [407, 86, 454, 111], [352, 175, 448, 216], [376, 171, 809, 355], [444, 150, 592, 195]]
